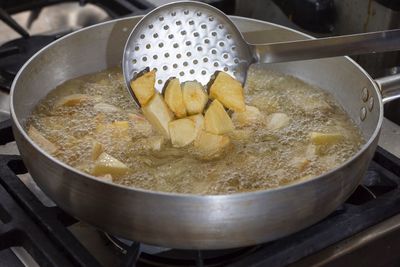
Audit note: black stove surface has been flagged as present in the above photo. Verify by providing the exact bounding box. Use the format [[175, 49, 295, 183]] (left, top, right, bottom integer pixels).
[[0, 35, 59, 91]]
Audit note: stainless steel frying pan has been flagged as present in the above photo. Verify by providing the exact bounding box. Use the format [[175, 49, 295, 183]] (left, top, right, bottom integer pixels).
[[10, 16, 400, 249]]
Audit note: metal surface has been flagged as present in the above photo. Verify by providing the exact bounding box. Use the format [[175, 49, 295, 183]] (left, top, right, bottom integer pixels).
[[123, 2, 251, 97], [376, 73, 400, 103], [235, 0, 400, 79], [9, 15, 400, 249], [291, 214, 400, 267], [123, 1, 400, 106], [252, 29, 400, 64]]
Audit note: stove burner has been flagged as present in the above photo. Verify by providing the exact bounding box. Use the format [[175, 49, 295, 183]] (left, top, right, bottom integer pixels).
[[105, 233, 258, 267], [0, 35, 58, 91]]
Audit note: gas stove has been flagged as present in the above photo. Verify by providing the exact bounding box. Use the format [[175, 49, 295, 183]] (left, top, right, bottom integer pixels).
[[1, 1, 400, 266]]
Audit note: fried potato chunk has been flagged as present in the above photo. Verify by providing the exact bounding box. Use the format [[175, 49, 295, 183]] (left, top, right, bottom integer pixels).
[[209, 72, 246, 112], [204, 100, 234, 135], [28, 126, 58, 155], [130, 70, 156, 106]]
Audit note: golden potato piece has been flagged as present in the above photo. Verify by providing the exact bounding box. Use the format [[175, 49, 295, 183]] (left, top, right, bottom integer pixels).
[[92, 152, 130, 177], [130, 70, 156, 106], [142, 93, 174, 139], [187, 114, 205, 138], [169, 118, 197, 147], [28, 126, 58, 155], [97, 173, 113, 182], [209, 72, 245, 112], [91, 141, 103, 160], [146, 136, 165, 151], [164, 78, 187, 118], [54, 94, 90, 108], [112, 121, 129, 130], [128, 113, 153, 136], [310, 132, 344, 146], [291, 157, 310, 172], [194, 130, 231, 159], [182, 81, 208, 115], [267, 113, 290, 130], [232, 105, 262, 127], [204, 100, 234, 135], [93, 103, 120, 113]]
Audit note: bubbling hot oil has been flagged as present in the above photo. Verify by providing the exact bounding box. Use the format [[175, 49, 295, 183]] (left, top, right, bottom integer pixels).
[[27, 65, 364, 195]]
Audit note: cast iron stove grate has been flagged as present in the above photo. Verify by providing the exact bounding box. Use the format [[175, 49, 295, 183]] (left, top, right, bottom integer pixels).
[[1, 118, 400, 267]]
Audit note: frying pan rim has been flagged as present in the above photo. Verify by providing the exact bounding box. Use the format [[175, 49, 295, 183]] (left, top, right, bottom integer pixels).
[[10, 15, 384, 199]]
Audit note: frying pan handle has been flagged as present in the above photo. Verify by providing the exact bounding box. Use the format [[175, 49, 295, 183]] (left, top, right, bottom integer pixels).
[[375, 74, 400, 104]]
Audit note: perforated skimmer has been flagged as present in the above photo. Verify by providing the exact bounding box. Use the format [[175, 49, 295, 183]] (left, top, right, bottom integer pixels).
[[123, 1, 400, 106]]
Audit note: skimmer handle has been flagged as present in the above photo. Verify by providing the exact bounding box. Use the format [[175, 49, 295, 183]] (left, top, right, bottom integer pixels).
[[252, 29, 400, 64]]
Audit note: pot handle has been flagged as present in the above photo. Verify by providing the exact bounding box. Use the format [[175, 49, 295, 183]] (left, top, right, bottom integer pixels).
[[375, 74, 400, 104]]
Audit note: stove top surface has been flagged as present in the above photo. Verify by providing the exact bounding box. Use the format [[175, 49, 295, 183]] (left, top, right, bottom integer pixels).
[[1, 1, 400, 266]]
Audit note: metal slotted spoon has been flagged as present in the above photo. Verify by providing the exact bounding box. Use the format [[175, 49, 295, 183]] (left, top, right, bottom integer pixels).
[[123, 1, 400, 106]]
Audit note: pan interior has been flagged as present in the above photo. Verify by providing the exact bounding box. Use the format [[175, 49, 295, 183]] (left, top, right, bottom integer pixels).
[[12, 17, 381, 144]]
